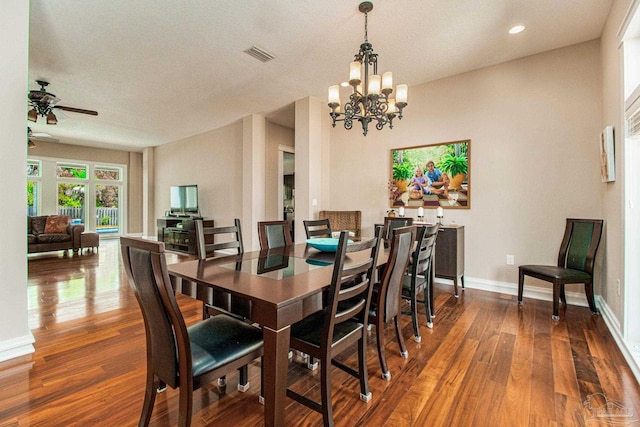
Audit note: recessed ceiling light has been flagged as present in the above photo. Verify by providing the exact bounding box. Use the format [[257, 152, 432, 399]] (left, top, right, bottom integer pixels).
[[509, 25, 525, 34]]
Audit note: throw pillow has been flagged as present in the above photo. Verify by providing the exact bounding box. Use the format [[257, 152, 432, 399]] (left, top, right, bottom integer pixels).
[[44, 215, 70, 234]]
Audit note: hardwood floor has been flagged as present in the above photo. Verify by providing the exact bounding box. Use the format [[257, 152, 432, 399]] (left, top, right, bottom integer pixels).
[[1, 238, 639, 426]]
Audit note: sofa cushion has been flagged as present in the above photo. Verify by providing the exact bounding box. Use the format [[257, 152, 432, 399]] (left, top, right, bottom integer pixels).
[[28, 233, 37, 244], [31, 216, 48, 235], [37, 233, 72, 244], [45, 215, 70, 234]]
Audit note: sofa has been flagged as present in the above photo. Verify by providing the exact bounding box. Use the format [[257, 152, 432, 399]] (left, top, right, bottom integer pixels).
[[28, 215, 84, 254]]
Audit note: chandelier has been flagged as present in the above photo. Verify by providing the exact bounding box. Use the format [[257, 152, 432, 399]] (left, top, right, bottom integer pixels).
[[327, 1, 408, 136]]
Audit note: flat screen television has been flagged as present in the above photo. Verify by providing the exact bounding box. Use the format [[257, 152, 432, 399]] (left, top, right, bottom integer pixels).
[[170, 185, 199, 216]]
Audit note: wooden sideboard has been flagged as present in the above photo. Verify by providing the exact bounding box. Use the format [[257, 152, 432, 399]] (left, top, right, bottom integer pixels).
[[434, 224, 465, 297], [156, 217, 213, 255]]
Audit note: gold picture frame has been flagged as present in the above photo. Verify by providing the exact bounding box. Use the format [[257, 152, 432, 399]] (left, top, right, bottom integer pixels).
[[389, 140, 470, 209]]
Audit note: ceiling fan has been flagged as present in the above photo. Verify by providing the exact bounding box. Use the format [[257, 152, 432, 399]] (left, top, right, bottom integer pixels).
[[27, 126, 59, 148], [27, 80, 98, 125]]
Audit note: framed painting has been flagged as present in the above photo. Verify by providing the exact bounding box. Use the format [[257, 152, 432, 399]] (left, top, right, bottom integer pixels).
[[389, 139, 470, 209], [600, 125, 615, 182]]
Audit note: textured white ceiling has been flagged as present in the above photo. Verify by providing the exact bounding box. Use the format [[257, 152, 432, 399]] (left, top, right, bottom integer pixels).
[[28, 0, 613, 150]]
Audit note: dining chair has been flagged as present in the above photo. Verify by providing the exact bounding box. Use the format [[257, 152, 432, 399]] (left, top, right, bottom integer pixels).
[[193, 219, 252, 322], [369, 225, 416, 380], [318, 210, 361, 238], [518, 218, 604, 320], [120, 237, 263, 427], [257, 220, 293, 249], [401, 224, 439, 341], [382, 216, 413, 248], [303, 218, 332, 239], [287, 227, 383, 427]]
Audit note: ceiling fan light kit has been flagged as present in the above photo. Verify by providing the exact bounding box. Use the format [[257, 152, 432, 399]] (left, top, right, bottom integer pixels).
[[327, 1, 408, 136], [27, 80, 98, 125]]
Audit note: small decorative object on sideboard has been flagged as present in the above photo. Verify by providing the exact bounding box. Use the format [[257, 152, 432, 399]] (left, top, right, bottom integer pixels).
[[387, 209, 397, 218], [436, 207, 444, 224], [398, 206, 405, 217], [417, 207, 424, 222]]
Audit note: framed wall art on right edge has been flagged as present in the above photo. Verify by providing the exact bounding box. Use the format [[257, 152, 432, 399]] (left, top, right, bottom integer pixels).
[[600, 125, 615, 183]]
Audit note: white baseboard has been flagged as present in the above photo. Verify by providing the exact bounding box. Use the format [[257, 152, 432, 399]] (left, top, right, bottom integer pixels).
[[435, 276, 589, 307], [0, 333, 35, 363], [596, 296, 640, 385], [436, 276, 640, 385]]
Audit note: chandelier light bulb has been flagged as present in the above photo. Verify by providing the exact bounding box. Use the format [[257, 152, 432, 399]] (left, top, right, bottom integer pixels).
[[395, 84, 408, 104], [382, 72, 393, 91], [328, 85, 341, 106], [349, 61, 362, 84], [368, 75, 381, 95]]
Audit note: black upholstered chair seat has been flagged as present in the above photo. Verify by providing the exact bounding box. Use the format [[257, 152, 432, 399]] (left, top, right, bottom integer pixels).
[[519, 265, 591, 282], [189, 315, 263, 378], [291, 311, 364, 348]]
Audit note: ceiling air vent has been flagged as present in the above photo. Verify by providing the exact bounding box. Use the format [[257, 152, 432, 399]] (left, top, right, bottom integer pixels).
[[244, 46, 275, 63]]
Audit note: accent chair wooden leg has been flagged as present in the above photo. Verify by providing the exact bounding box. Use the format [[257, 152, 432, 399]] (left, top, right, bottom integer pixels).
[[518, 270, 525, 305], [584, 281, 599, 315], [560, 284, 567, 305], [552, 282, 561, 321]]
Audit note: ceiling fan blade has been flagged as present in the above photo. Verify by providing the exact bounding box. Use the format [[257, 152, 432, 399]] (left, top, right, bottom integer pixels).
[[54, 106, 98, 116]]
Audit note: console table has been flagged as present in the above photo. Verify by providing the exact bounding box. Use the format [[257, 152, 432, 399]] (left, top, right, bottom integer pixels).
[[434, 224, 465, 297], [156, 217, 213, 255]]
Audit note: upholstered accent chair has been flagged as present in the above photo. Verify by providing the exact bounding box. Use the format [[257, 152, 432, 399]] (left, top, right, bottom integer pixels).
[[518, 218, 604, 320]]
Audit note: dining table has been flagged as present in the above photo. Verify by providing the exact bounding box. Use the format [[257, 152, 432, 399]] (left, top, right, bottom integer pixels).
[[167, 241, 384, 427]]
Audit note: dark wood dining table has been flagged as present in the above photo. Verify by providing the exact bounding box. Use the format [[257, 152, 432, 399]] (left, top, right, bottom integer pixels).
[[167, 242, 381, 426]]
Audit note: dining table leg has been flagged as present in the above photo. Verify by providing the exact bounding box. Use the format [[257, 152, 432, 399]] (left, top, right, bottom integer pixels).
[[262, 324, 291, 427]]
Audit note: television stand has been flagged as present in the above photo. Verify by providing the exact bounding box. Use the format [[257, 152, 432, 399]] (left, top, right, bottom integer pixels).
[[157, 217, 212, 254]]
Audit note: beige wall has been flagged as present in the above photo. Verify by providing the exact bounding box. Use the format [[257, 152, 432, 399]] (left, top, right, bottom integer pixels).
[[328, 40, 604, 297], [154, 120, 244, 232], [599, 0, 632, 326]]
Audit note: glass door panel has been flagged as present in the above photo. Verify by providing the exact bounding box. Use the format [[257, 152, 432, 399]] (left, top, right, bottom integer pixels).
[[58, 183, 85, 225], [95, 184, 120, 234]]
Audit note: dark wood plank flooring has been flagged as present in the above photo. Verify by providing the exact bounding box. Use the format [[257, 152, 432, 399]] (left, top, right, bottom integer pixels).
[[1, 239, 638, 426]]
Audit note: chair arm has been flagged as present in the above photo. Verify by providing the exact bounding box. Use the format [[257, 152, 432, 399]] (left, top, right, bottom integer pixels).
[[70, 224, 85, 249]]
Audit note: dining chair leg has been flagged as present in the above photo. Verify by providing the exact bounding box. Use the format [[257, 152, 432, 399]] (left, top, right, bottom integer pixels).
[[375, 319, 390, 381], [141, 373, 159, 427], [394, 316, 408, 359], [429, 265, 436, 319], [238, 365, 250, 392], [177, 384, 192, 427], [410, 287, 421, 342], [358, 335, 372, 402], [560, 284, 567, 305], [423, 289, 433, 329], [320, 354, 333, 427]]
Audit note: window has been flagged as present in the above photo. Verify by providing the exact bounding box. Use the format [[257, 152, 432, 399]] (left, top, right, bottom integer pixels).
[[27, 157, 127, 235], [27, 160, 41, 216]]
